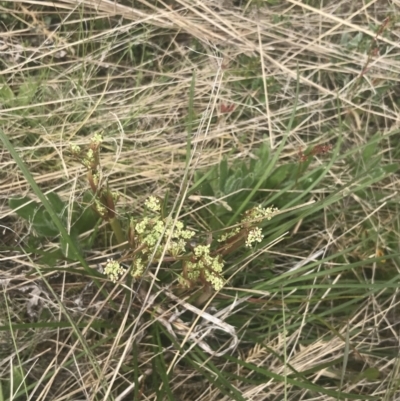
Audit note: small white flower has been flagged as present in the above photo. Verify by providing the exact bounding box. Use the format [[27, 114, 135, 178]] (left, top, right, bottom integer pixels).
[[70, 144, 80, 153], [145, 196, 161, 212], [245, 227, 263, 247], [104, 259, 126, 283], [91, 133, 103, 145], [131, 257, 145, 278]]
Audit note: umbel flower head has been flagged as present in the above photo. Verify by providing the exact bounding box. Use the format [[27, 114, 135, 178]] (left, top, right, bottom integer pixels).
[[131, 202, 195, 258], [104, 197, 278, 292], [242, 205, 278, 225], [70, 134, 103, 171], [245, 227, 263, 248], [217, 205, 278, 252], [182, 244, 225, 290], [104, 259, 126, 283], [129, 196, 195, 278]]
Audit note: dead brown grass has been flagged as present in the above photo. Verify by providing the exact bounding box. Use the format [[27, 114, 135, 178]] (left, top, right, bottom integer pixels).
[[1, 0, 400, 400]]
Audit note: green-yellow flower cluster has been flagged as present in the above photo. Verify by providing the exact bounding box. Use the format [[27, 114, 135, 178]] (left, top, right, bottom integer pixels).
[[245, 227, 263, 247], [217, 205, 278, 249], [104, 259, 126, 283], [103, 197, 277, 291], [184, 245, 224, 290], [131, 257, 145, 278], [70, 134, 103, 170], [242, 205, 278, 224], [91, 133, 103, 146], [130, 197, 195, 278], [144, 196, 161, 212]]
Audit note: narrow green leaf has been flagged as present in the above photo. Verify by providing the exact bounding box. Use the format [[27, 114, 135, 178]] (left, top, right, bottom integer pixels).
[[225, 356, 376, 400], [354, 367, 381, 382], [219, 157, 229, 190], [362, 141, 378, 161], [0, 130, 93, 276], [227, 66, 301, 224], [47, 192, 66, 214], [266, 164, 291, 188], [0, 81, 14, 102], [17, 78, 38, 106], [382, 163, 399, 174], [339, 322, 350, 394], [186, 71, 196, 152], [37, 249, 65, 267]]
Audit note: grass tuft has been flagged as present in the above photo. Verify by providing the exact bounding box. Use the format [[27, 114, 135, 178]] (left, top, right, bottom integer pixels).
[[1, 1, 400, 400]]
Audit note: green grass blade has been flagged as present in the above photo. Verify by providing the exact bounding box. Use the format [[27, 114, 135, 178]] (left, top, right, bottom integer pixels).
[[228, 66, 301, 225], [0, 130, 94, 277]]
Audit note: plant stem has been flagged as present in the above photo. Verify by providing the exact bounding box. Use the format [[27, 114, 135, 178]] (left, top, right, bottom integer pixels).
[[109, 217, 128, 249]]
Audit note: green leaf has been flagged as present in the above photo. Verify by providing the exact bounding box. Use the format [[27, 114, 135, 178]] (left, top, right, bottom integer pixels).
[[353, 367, 381, 383], [342, 31, 363, 49], [266, 164, 291, 188], [4, 365, 26, 400], [9, 196, 60, 236], [162, 189, 170, 218], [219, 158, 229, 189], [0, 81, 14, 103], [17, 78, 38, 106], [255, 142, 270, 163], [0, 130, 92, 276], [382, 163, 399, 174], [224, 175, 240, 194], [369, 165, 388, 180], [38, 248, 65, 267], [191, 168, 215, 196], [31, 209, 60, 237], [47, 192, 66, 214], [73, 202, 98, 235], [362, 141, 378, 161], [227, 72, 298, 225], [298, 167, 324, 189], [60, 233, 82, 261], [9, 197, 39, 221], [186, 71, 196, 137], [82, 218, 101, 250]]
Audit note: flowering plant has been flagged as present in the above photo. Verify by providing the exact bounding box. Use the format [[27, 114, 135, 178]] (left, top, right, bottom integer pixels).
[[71, 135, 278, 290]]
